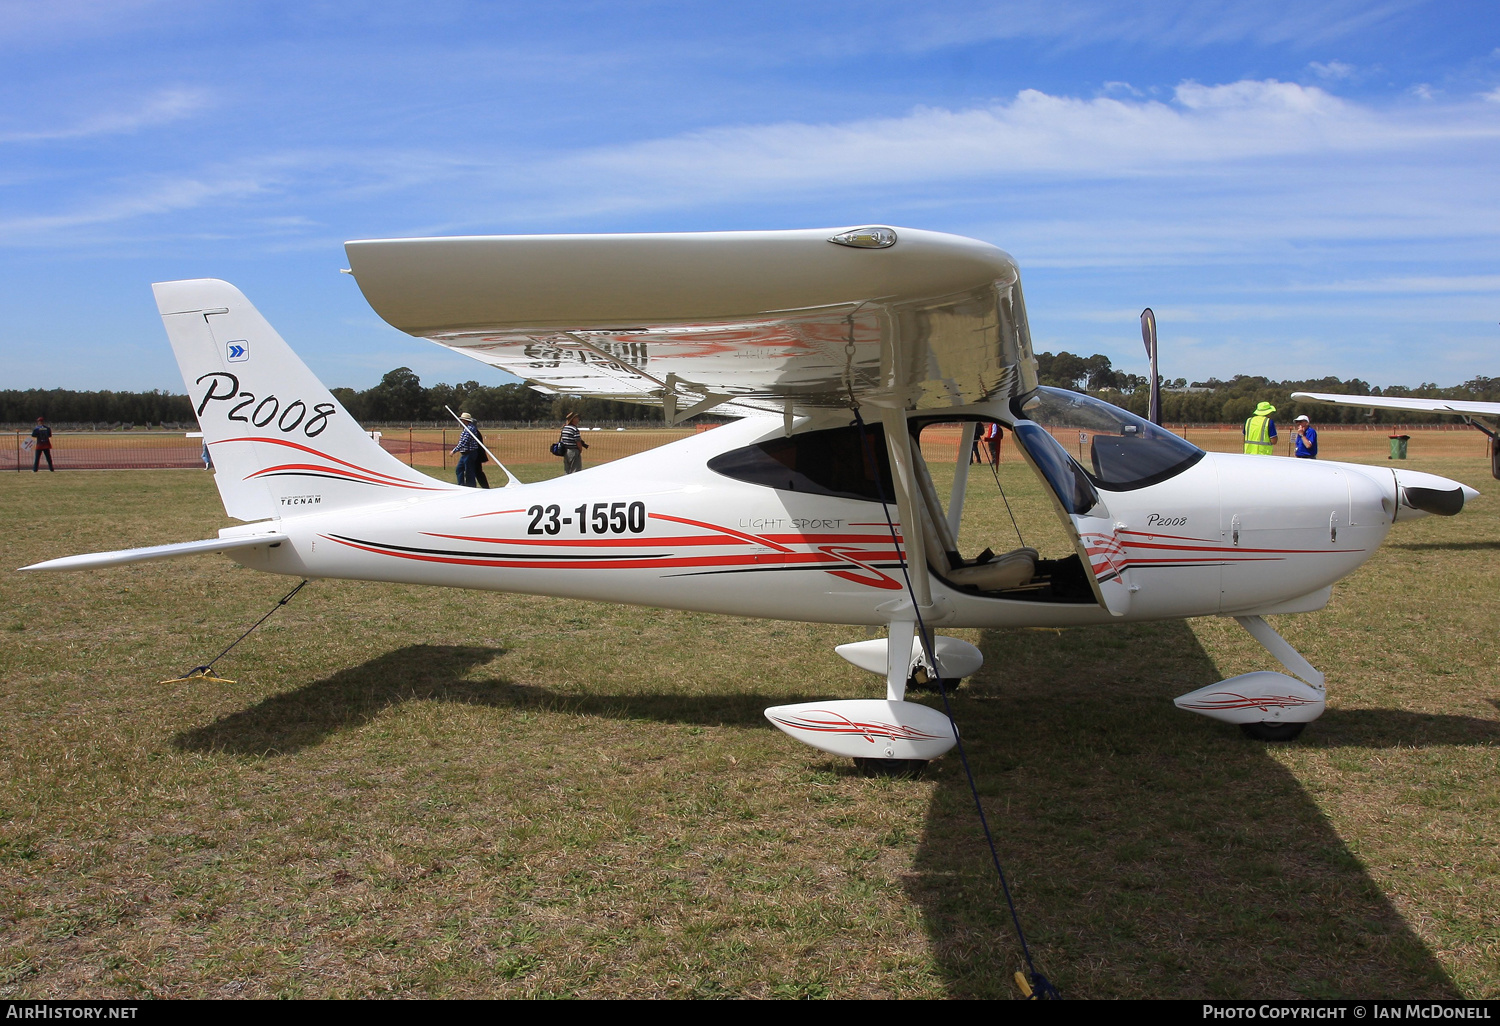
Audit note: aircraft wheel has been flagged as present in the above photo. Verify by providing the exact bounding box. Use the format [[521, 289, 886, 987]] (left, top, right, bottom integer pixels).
[[854, 758, 928, 778], [904, 675, 963, 694], [1239, 721, 1306, 742]]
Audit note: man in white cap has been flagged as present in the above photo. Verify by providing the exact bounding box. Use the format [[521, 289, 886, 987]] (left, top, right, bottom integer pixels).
[[1293, 414, 1318, 459]]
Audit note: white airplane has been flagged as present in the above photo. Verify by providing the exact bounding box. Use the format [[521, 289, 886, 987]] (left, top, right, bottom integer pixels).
[[1292, 390, 1500, 481], [19, 227, 1482, 770]]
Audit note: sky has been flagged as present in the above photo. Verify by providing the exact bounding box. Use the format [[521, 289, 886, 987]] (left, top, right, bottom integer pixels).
[[2, 0, 1497, 394]]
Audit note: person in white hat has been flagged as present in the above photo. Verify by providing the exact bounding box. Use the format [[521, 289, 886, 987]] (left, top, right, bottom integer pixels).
[[1293, 414, 1318, 459], [451, 412, 483, 486]]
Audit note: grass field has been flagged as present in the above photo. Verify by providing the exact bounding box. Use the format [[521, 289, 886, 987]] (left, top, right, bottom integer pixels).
[[1, 436, 1497, 999]]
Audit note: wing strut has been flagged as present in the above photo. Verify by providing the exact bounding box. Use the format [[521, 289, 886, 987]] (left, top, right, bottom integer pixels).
[[947, 422, 976, 540], [878, 406, 932, 609]]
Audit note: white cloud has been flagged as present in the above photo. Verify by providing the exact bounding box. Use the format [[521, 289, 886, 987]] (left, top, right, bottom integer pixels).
[[1308, 60, 1355, 80], [0, 172, 266, 238], [539, 78, 1498, 213], [0, 88, 209, 143], [8, 77, 1500, 284], [0, 145, 481, 244], [1288, 275, 1500, 293], [882, 0, 1421, 53]]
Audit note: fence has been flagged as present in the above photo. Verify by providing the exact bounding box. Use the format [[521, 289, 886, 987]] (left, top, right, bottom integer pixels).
[[378, 426, 704, 470], [5, 422, 1487, 473], [1, 428, 711, 472], [4, 431, 205, 471]]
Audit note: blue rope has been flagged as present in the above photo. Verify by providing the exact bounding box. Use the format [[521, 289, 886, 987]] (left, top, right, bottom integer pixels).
[[854, 408, 1060, 1000]]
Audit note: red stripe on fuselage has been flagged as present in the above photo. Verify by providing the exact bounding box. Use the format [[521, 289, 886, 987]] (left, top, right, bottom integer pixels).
[[1123, 540, 1362, 556], [424, 532, 752, 548], [325, 534, 902, 573], [1118, 530, 1361, 556], [421, 530, 898, 549], [648, 512, 796, 552]]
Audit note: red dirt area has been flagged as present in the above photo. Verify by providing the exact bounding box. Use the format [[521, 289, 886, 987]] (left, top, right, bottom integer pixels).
[[1, 433, 204, 471]]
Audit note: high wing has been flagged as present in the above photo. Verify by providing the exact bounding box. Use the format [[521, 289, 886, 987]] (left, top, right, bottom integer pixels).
[[344, 227, 1036, 421], [1291, 392, 1500, 418]]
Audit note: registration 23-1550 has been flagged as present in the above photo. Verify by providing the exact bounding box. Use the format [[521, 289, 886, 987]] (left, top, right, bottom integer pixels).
[[528, 501, 647, 536]]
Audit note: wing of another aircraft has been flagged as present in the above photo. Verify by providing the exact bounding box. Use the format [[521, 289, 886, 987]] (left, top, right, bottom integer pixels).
[[1293, 391, 1500, 479], [345, 227, 1036, 420], [1291, 391, 1500, 418]]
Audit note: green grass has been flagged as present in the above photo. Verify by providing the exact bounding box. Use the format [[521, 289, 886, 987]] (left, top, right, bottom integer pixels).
[[0, 447, 1496, 998]]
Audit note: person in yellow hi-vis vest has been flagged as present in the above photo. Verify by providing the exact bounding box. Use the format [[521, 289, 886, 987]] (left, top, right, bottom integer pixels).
[[1244, 401, 1279, 455]]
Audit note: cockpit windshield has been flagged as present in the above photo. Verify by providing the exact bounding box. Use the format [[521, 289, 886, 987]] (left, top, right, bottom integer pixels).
[[1011, 386, 1204, 491]]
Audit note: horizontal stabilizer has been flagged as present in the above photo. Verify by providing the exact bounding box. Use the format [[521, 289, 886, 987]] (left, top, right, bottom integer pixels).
[[19, 534, 287, 572]]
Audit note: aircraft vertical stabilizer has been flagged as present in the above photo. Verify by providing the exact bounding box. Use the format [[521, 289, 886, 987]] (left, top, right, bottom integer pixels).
[[153, 278, 456, 522]]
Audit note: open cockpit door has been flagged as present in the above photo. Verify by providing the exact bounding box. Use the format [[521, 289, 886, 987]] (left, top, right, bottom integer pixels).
[[897, 414, 1123, 612], [1009, 420, 1133, 616], [1005, 386, 1211, 617]]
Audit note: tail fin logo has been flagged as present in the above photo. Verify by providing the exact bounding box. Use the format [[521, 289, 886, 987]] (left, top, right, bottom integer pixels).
[[195, 372, 336, 437], [227, 341, 249, 362]]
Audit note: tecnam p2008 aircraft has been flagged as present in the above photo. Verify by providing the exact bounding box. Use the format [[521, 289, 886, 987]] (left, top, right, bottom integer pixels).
[[21, 227, 1481, 771]]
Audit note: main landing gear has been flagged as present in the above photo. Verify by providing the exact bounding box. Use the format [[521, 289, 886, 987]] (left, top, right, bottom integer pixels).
[[854, 757, 928, 778], [763, 624, 976, 774], [1239, 721, 1307, 742]]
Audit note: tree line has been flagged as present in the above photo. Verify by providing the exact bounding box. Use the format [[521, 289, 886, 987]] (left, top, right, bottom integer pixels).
[[0, 389, 194, 428], [327, 368, 662, 425], [6, 358, 1497, 428], [1034, 352, 1500, 425]]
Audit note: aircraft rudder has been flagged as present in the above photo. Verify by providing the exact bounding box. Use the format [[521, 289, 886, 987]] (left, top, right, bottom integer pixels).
[[154, 278, 456, 521]]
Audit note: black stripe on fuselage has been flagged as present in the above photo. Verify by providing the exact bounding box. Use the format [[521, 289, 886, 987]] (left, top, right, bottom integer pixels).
[[328, 534, 672, 562]]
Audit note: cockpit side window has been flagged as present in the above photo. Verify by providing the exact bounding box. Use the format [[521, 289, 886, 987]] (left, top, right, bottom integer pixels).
[[707, 422, 894, 502], [1011, 386, 1203, 491]]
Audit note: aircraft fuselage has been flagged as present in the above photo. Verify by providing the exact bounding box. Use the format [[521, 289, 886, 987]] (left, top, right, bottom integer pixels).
[[226, 410, 1412, 630]]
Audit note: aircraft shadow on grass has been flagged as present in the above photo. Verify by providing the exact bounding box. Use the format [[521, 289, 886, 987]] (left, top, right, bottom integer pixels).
[[903, 620, 1477, 999], [1386, 540, 1500, 552], [174, 633, 1487, 999], [171, 644, 776, 757]]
